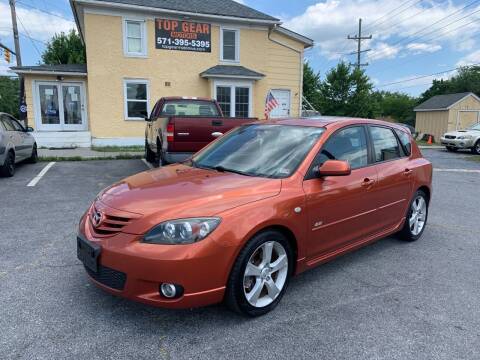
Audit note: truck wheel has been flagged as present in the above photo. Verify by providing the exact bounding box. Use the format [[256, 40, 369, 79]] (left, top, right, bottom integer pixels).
[[157, 142, 166, 166], [471, 140, 480, 155], [145, 140, 156, 163]]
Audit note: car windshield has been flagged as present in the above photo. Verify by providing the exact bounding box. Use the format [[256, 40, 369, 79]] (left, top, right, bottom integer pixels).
[[190, 124, 325, 178], [468, 123, 480, 131]]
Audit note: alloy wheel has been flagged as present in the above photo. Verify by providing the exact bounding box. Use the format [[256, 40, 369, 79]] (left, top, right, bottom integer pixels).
[[409, 195, 427, 236], [475, 142, 480, 155], [243, 241, 288, 308]]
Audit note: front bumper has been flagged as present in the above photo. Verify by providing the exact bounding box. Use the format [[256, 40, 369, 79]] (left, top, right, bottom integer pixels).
[[440, 137, 474, 149], [78, 212, 238, 309]]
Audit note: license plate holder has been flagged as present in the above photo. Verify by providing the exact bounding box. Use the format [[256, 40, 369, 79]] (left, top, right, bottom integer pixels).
[[77, 236, 101, 273]]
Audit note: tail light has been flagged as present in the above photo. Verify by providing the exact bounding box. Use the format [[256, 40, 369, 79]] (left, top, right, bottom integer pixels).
[[166, 123, 174, 143]]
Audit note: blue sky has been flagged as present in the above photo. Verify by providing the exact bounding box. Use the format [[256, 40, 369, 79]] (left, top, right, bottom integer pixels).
[[1, 0, 479, 96]]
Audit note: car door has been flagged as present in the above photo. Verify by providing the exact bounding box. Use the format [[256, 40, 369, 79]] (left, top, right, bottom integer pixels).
[[8, 116, 32, 160], [367, 125, 414, 231], [0, 115, 23, 160], [303, 125, 379, 260]]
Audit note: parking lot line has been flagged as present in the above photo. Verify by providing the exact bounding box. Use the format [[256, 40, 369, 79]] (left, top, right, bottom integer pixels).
[[27, 162, 56, 187], [434, 168, 480, 173], [141, 158, 153, 169]]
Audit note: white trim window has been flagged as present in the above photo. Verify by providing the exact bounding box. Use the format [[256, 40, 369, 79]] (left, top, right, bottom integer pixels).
[[124, 79, 150, 120], [123, 19, 147, 57], [214, 80, 252, 118], [220, 28, 240, 62]]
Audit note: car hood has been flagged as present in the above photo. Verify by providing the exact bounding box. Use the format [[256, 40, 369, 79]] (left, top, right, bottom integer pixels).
[[444, 130, 478, 137], [97, 164, 281, 219]]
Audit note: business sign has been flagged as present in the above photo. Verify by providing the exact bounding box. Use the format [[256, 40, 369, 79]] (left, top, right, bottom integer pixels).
[[155, 19, 211, 53]]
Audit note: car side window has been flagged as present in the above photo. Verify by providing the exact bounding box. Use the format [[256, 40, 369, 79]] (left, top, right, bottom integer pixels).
[[369, 126, 401, 162], [0, 116, 15, 131], [395, 129, 412, 156], [9, 117, 25, 132], [310, 126, 369, 173]]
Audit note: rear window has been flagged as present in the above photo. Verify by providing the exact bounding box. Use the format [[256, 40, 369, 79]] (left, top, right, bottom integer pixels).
[[395, 129, 412, 156], [161, 101, 220, 117]]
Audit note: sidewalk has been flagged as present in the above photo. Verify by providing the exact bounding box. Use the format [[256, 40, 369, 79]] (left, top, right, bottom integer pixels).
[[38, 147, 144, 160]]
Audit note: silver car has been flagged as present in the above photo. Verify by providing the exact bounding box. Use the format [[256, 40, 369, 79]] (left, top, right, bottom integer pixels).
[[0, 113, 37, 177], [440, 123, 480, 155]]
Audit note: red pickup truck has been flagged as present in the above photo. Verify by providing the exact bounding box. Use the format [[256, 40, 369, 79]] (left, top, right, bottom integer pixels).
[[145, 97, 255, 165]]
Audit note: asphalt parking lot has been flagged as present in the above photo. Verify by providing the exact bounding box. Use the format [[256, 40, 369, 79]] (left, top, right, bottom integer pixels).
[[1, 149, 479, 360]]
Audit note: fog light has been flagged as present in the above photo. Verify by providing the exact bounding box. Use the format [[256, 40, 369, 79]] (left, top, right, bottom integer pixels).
[[160, 283, 177, 298]]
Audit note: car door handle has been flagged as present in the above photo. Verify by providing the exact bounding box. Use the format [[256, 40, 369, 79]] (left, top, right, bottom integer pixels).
[[403, 168, 413, 176], [361, 178, 375, 187], [212, 132, 223, 138]]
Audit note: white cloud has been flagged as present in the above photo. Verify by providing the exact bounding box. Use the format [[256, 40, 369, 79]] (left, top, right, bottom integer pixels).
[[0, 3, 75, 42], [456, 50, 480, 67], [0, 58, 14, 76], [282, 0, 480, 63], [233, 0, 245, 4], [406, 43, 442, 54]]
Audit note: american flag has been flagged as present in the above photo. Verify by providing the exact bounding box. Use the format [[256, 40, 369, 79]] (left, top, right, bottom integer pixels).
[[264, 91, 279, 119]]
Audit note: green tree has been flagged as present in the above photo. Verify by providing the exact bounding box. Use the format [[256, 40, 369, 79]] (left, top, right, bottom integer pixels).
[[302, 62, 321, 110], [318, 62, 376, 118], [419, 65, 480, 103], [41, 30, 86, 65], [0, 77, 20, 118], [376, 91, 417, 126]]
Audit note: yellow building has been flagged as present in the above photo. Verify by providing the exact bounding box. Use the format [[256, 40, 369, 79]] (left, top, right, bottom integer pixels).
[[11, 0, 313, 147], [414, 92, 480, 142]]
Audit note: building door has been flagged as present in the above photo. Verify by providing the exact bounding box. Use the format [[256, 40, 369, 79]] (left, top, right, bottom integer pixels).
[[35, 82, 87, 131], [456, 110, 480, 130], [270, 90, 290, 118]]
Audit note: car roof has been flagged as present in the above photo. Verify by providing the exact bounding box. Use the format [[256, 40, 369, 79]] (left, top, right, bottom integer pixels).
[[261, 117, 411, 132], [162, 97, 214, 102]]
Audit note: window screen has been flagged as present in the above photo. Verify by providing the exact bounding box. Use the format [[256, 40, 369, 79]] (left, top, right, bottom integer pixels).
[[222, 29, 237, 61], [125, 81, 148, 118]]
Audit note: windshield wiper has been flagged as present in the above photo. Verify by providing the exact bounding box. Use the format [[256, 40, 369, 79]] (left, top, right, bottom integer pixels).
[[213, 166, 255, 177]]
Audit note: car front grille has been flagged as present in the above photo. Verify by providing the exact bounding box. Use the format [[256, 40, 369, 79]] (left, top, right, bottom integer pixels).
[[445, 135, 456, 139], [85, 264, 127, 291], [89, 205, 133, 237]]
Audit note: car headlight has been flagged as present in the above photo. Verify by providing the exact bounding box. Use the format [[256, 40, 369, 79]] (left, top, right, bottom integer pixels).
[[458, 135, 472, 140], [143, 218, 221, 245]]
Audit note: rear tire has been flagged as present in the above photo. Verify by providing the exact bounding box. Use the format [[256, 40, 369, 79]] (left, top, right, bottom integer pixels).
[[157, 142, 166, 166], [145, 140, 156, 163], [471, 140, 480, 155], [398, 190, 429, 242], [446, 146, 457, 152], [0, 151, 15, 177], [225, 230, 293, 317], [27, 144, 38, 164]]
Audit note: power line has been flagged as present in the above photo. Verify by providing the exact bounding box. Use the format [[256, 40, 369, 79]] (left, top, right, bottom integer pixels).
[[368, 0, 480, 61], [362, 0, 420, 32], [364, 0, 425, 33], [15, 0, 74, 22], [378, 62, 480, 88], [15, 14, 43, 58]]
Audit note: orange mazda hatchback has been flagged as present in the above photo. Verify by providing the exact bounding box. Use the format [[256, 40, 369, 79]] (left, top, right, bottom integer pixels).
[[78, 118, 432, 316]]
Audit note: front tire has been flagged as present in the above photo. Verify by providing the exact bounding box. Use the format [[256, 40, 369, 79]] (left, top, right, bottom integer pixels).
[[225, 230, 293, 317], [399, 190, 429, 242], [0, 151, 15, 177], [145, 140, 156, 163], [27, 144, 38, 164], [471, 140, 480, 155]]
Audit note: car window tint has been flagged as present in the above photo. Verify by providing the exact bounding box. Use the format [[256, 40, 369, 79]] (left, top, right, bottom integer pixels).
[[369, 126, 401, 162], [395, 129, 412, 156], [9, 118, 24, 132], [314, 126, 368, 170], [161, 101, 220, 117], [1, 116, 15, 131]]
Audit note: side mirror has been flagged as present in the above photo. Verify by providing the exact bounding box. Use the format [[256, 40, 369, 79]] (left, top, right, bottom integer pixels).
[[26, 126, 34, 132], [317, 160, 351, 177]]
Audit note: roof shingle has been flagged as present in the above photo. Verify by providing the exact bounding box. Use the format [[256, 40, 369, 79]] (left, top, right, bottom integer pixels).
[[200, 65, 265, 79], [10, 64, 87, 74], [92, 0, 279, 22], [414, 92, 477, 111]]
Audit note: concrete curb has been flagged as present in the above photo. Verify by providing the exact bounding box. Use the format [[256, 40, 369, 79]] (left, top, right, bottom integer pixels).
[[419, 146, 444, 149], [38, 148, 144, 160]]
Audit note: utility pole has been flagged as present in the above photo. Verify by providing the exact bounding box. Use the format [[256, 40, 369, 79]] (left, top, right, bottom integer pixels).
[[9, 0, 28, 124], [347, 18, 372, 70]]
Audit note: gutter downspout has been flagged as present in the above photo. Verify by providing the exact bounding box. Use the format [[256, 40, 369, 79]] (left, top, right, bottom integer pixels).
[[268, 25, 307, 117]]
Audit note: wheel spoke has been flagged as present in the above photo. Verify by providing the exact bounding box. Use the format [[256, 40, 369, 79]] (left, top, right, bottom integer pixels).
[[265, 278, 280, 300], [409, 213, 417, 227], [246, 279, 264, 305], [262, 242, 274, 265], [270, 254, 288, 273], [413, 219, 419, 234], [245, 262, 262, 277]]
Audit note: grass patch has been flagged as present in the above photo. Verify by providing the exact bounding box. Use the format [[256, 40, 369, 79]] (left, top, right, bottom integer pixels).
[[91, 145, 144, 152], [39, 154, 143, 162]]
